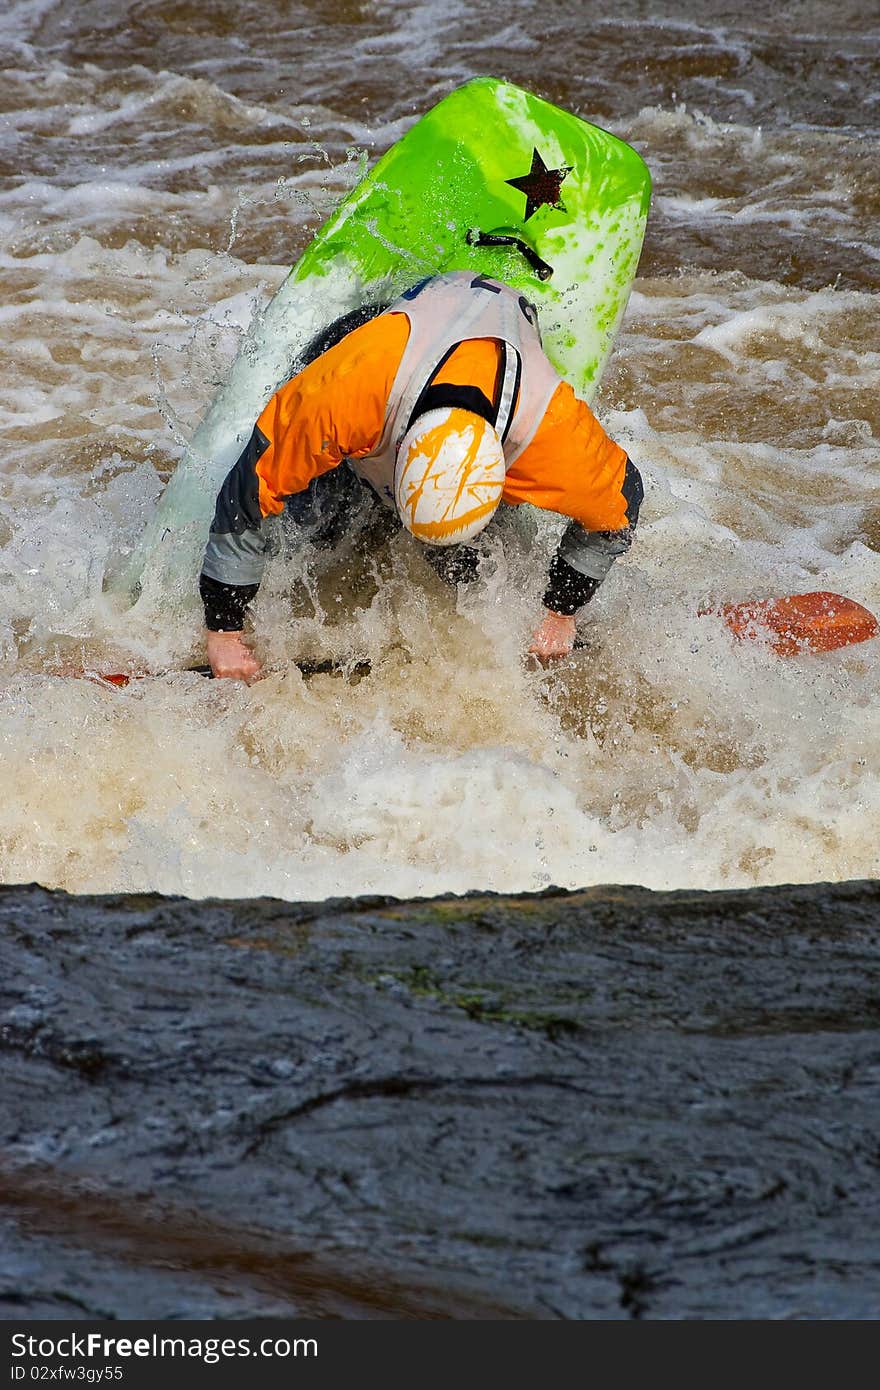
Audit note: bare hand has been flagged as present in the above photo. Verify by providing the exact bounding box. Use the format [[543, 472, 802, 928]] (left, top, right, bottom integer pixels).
[[527, 610, 577, 666], [205, 630, 263, 682]]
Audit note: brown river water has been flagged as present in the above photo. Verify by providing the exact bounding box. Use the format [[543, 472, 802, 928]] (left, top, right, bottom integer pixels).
[[1, 0, 878, 899]]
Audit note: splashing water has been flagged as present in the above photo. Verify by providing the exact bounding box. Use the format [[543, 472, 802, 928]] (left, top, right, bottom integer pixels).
[[0, 0, 877, 898]]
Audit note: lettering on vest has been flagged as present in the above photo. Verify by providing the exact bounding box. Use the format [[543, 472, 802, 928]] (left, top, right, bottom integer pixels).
[[518, 296, 540, 332], [400, 278, 432, 300], [469, 275, 503, 294]]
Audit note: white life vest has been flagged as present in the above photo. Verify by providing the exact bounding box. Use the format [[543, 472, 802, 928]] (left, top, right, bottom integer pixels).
[[347, 271, 562, 508]]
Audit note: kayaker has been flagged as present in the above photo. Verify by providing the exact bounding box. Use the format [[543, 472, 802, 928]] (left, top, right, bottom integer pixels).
[[200, 270, 643, 681]]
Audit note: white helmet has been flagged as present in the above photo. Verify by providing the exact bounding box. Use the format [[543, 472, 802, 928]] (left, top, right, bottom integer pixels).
[[394, 406, 505, 546]]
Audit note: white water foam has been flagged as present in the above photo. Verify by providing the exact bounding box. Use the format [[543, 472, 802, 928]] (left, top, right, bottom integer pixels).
[[0, 4, 877, 899]]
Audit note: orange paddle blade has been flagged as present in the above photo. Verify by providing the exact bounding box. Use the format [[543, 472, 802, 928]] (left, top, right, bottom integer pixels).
[[716, 591, 879, 656]]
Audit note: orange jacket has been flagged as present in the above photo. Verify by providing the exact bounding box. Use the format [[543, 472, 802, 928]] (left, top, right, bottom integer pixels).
[[252, 312, 630, 532]]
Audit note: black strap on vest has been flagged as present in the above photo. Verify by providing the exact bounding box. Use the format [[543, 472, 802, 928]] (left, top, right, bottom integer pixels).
[[405, 340, 521, 435], [407, 383, 495, 428]]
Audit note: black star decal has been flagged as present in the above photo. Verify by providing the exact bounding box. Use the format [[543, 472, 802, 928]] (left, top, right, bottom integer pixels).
[[505, 148, 573, 221]]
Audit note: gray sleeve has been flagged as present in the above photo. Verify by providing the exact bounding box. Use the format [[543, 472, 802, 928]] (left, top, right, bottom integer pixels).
[[200, 425, 273, 587], [202, 523, 271, 587], [557, 521, 635, 582], [556, 455, 643, 582], [542, 458, 644, 613]]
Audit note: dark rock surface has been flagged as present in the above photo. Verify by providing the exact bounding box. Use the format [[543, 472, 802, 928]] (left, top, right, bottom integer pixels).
[[1, 878, 879, 1320]]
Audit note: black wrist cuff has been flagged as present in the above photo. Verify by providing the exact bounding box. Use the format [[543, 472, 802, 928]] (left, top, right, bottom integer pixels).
[[542, 553, 599, 616], [200, 574, 260, 632]]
